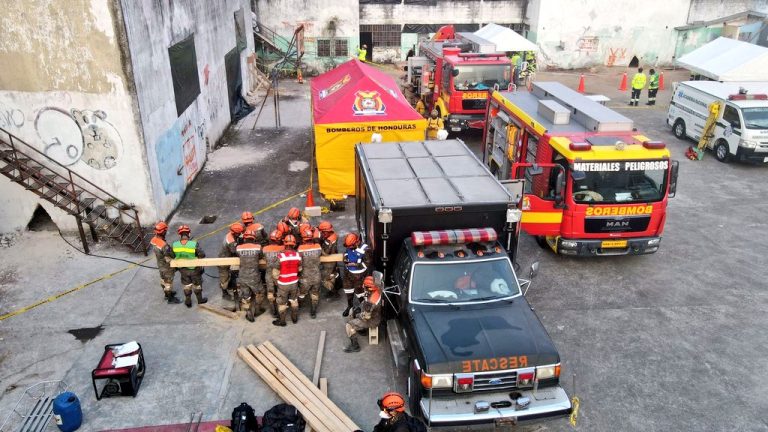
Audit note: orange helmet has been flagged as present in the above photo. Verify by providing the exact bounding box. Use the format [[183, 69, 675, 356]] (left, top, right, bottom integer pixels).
[[378, 392, 405, 413], [269, 229, 283, 243], [230, 222, 244, 234], [177, 225, 191, 235], [318, 221, 333, 232], [277, 221, 291, 234], [242, 229, 257, 241], [283, 234, 297, 247], [299, 222, 312, 233], [287, 207, 301, 221], [301, 227, 315, 242], [241, 211, 254, 225], [154, 221, 168, 234], [363, 276, 376, 289], [343, 233, 359, 248]]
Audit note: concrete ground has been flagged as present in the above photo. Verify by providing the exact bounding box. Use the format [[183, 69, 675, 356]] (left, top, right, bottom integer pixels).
[[1, 65, 768, 432]]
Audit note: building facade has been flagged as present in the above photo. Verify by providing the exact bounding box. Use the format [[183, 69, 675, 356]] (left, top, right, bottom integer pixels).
[[0, 0, 255, 232]]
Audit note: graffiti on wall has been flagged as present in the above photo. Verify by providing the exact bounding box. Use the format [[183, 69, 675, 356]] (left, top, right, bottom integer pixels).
[[0, 102, 25, 130], [577, 36, 599, 53], [606, 47, 627, 67], [155, 112, 203, 195], [34, 108, 123, 170]]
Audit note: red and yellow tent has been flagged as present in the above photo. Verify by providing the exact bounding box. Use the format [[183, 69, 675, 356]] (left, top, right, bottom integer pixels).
[[311, 59, 427, 199]]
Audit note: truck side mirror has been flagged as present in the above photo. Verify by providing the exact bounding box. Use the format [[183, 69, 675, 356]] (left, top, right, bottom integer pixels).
[[373, 270, 384, 287], [668, 160, 679, 198], [554, 169, 565, 206], [452, 68, 460, 77]]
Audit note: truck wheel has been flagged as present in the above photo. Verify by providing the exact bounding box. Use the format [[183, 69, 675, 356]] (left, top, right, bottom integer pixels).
[[714, 140, 730, 163], [408, 366, 423, 418], [673, 120, 686, 140], [535, 236, 548, 249]]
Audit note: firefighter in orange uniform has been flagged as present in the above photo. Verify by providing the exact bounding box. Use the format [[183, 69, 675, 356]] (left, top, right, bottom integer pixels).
[[273, 235, 302, 326], [236, 226, 265, 321], [343, 276, 382, 353], [150, 221, 181, 304], [263, 229, 284, 318], [298, 226, 323, 318]]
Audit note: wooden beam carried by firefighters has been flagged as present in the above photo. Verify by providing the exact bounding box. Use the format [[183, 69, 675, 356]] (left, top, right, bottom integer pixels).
[[198, 303, 239, 320], [237, 341, 359, 432], [169, 254, 343, 268]]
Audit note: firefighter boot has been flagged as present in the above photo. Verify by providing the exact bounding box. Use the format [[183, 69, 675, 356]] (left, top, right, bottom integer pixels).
[[310, 302, 318, 319], [272, 308, 287, 327], [343, 335, 361, 353], [290, 300, 299, 323], [165, 290, 182, 304], [342, 294, 354, 317], [184, 292, 192, 308], [194, 289, 208, 305], [270, 300, 278, 318]]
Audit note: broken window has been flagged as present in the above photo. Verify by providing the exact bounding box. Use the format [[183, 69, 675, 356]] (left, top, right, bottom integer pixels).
[[360, 24, 402, 48], [317, 38, 349, 57], [168, 35, 201, 116], [317, 39, 332, 57], [334, 39, 349, 57]]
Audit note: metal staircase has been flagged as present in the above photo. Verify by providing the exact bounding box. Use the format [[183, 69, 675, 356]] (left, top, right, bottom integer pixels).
[[0, 127, 149, 254], [253, 22, 304, 74]]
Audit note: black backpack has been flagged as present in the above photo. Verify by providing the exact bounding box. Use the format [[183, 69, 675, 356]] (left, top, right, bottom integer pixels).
[[261, 403, 306, 432], [404, 413, 427, 432], [231, 402, 259, 432]]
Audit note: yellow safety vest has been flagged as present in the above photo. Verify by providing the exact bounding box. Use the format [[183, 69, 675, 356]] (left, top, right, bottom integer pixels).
[[631, 73, 647, 90], [358, 48, 367, 61]]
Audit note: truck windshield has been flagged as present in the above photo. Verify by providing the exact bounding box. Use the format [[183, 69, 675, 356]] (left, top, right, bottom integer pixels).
[[410, 257, 521, 303], [571, 160, 669, 204], [454, 65, 511, 91], [742, 107, 768, 130]]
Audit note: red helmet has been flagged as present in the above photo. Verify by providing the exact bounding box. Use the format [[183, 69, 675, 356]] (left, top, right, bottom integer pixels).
[[230, 222, 244, 234], [277, 221, 291, 234], [301, 227, 315, 241], [177, 225, 191, 235], [269, 229, 283, 243], [343, 233, 359, 248], [283, 234, 297, 247], [378, 392, 405, 413], [154, 221, 168, 235], [299, 222, 312, 233], [318, 221, 333, 232], [241, 211, 254, 225], [287, 207, 301, 221], [242, 229, 257, 241]]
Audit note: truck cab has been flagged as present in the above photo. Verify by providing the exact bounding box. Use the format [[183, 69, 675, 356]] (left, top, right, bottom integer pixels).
[[386, 229, 572, 427]]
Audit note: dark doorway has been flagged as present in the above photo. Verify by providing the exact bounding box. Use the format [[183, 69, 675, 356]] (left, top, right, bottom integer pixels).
[[628, 56, 639, 67], [359, 32, 373, 62], [27, 205, 57, 231], [225, 47, 242, 122]]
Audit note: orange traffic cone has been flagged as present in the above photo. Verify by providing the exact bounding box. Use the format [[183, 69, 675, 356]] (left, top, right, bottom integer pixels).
[[659, 72, 665, 90], [305, 189, 315, 207], [619, 72, 628, 91], [577, 75, 585, 93], [297, 69, 304, 84]]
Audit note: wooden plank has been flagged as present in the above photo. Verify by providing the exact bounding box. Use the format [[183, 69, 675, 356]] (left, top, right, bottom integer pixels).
[[237, 347, 333, 432], [248, 345, 347, 432], [170, 254, 343, 268], [312, 331, 326, 387], [261, 342, 359, 431], [198, 303, 238, 320], [319, 378, 328, 395]]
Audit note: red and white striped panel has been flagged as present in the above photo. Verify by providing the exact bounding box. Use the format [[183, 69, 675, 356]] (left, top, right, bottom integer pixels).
[[411, 228, 497, 246]]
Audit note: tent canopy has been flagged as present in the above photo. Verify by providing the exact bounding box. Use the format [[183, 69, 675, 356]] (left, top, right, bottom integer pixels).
[[311, 59, 427, 199], [676, 37, 768, 82], [475, 23, 538, 53], [311, 59, 424, 124]]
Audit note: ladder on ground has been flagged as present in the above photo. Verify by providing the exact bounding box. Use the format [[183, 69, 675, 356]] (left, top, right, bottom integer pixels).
[[0, 381, 68, 432], [0, 127, 149, 254], [253, 22, 304, 74]]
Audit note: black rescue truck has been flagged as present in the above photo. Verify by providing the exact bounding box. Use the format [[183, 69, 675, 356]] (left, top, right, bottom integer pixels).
[[355, 140, 572, 427]]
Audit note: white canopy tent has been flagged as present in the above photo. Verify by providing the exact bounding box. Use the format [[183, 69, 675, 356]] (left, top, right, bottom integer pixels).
[[475, 23, 538, 52], [676, 37, 768, 82]]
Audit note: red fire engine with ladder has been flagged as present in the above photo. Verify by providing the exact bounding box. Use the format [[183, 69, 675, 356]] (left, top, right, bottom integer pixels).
[[482, 82, 680, 256], [404, 25, 515, 132]]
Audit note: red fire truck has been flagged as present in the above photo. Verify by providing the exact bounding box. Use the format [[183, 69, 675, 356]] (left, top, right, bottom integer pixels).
[[405, 25, 513, 132], [482, 82, 680, 256]]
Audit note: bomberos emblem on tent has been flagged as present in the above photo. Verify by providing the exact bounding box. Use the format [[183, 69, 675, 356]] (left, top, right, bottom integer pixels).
[[352, 90, 386, 115]]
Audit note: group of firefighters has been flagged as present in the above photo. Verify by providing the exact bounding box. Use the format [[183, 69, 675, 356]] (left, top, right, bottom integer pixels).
[[149, 207, 382, 353]]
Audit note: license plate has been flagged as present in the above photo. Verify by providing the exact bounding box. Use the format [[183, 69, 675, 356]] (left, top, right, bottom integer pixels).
[[601, 240, 628, 248], [451, 127, 462, 132], [495, 417, 517, 426]]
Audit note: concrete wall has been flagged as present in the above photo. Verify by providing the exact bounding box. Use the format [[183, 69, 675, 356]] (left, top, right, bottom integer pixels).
[[527, 0, 691, 68], [254, 0, 360, 73], [675, 26, 723, 58], [0, 0, 153, 232], [121, 0, 255, 218], [688, 0, 768, 23]]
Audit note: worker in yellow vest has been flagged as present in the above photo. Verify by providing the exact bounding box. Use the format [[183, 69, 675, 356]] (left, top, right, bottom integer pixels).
[[629, 67, 647, 106], [357, 44, 367, 62], [510, 52, 522, 84], [171, 225, 207, 308], [426, 110, 444, 140]]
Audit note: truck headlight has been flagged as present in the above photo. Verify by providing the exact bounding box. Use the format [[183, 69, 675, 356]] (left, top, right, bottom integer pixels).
[[740, 139, 758, 149], [560, 240, 578, 249], [535, 364, 561, 381], [507, 209, 522, 223], [647, 238, 661, 246], [421, 371, 453, 389]]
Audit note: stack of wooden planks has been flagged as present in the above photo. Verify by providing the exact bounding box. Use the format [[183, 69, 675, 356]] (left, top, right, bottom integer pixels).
[[237, 342, 359, 432]]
